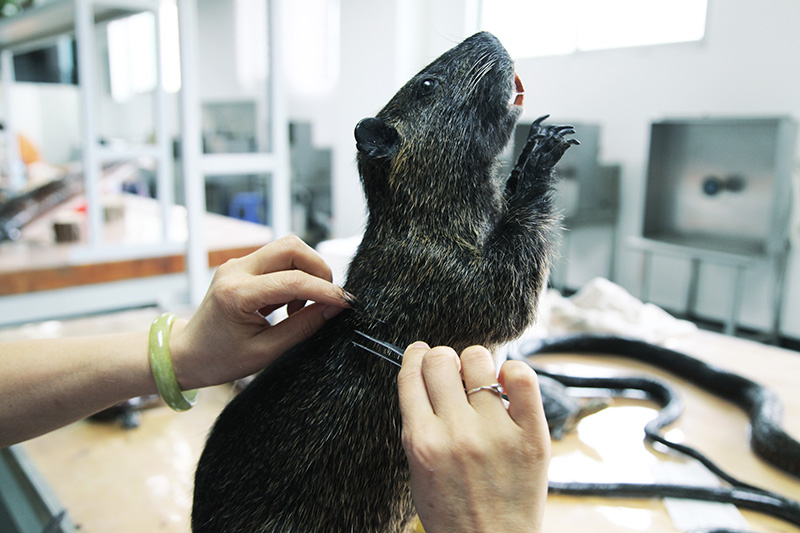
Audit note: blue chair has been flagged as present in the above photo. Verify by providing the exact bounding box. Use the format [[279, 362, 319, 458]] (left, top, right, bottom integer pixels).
[[228, 192, 265, 224]]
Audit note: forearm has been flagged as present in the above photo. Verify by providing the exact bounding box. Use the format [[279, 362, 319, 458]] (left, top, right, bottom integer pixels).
[[0, 238, 350, 448], [0, 331, 157, 448]]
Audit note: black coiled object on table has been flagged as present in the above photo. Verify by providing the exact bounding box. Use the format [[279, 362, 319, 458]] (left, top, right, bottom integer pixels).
[[514, 335, 800, 529]]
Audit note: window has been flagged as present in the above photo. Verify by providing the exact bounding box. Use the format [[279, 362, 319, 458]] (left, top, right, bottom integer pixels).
[[480, 0, 708, 58], [282, 0, 340, 95], [107, 0, 181, 102]]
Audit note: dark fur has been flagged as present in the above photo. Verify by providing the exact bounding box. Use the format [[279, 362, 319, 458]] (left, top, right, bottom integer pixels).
[[192, 32, 576, 532]]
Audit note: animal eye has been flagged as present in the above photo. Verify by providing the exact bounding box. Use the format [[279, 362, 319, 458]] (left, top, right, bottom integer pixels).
[[418, 78, 438, 97]]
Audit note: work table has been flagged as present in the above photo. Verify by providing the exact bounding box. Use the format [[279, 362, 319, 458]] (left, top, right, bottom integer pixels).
[[3, 310, 799, 532]]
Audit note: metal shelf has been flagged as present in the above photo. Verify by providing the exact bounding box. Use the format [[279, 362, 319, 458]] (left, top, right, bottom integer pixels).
[[0, 0, 158, 52], [0, 446, 77, 533], [0, 0, 290, 309], [0, 0, 174, 248]]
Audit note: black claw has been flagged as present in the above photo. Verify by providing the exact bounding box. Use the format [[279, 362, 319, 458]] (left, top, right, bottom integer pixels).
[[532, 114, 550, 126], [509, 116, 579, 198]]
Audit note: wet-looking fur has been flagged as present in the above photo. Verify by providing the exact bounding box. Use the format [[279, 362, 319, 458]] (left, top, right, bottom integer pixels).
[[192, 31, 577, 532]]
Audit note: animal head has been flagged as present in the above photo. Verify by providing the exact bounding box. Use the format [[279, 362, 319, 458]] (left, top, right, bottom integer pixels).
[[355, 32, 523, 217]]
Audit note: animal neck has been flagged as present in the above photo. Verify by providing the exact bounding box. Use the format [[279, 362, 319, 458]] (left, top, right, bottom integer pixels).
[[365, 165, 502, 245]]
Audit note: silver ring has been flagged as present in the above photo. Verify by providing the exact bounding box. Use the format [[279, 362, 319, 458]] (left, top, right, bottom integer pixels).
[[466, 383, 505, 396]]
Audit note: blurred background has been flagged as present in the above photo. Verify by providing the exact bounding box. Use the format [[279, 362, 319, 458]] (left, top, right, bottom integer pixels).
[[0, 0, 798, 343], [2, 3, 800, 532]]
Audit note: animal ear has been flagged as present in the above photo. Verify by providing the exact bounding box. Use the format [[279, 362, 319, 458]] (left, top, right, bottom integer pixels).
[[355, 117, 399, 159]]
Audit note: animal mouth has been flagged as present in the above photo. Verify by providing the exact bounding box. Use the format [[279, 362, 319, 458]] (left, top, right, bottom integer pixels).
[[512, 72, 525, 106]]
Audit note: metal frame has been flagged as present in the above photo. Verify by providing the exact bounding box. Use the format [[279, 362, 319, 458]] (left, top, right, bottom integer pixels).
[[628, 235, 758, 336], [178, 0, 290, 304], [633, 117, 797, 339], [0, 0, 291, 308], [0, 446, 76, 533], [0, 0, 174, 252]]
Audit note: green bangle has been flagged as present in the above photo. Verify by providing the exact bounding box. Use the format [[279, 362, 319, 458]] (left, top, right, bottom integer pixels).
[[148, 313, 198, 412]]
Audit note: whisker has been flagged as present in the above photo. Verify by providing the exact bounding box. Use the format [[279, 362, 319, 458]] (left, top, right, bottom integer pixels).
[[462, 58, 498, 101]]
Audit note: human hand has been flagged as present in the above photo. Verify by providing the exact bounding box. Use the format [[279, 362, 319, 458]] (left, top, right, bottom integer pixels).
[[398, 342, 551, 533], [169, 236, 349, 390]]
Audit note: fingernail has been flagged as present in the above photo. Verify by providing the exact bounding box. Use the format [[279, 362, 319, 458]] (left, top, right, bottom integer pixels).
[[408, 341, 429, 350], [322, 305, 344, 320], [455, 353, 462, 373], [339, 288, 356, 305]]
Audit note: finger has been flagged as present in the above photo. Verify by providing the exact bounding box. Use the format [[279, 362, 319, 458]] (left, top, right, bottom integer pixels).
[[497, 361, 549, 436], [257, 302, 342, 358], [398, 342, 434, 429], [257, 304, 280, 318], [460, 345, 506, 415], [420, 346, 466, 416], [236, 270, 349, 314], [259, 299, 308, 319], [286, 299, 307, 316], [238, 235, 334, 282]]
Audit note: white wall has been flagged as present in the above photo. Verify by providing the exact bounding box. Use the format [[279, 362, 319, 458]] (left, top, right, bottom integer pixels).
[[302, 0, 800, 339], [507, 0, 800, 337], [7, 82, 81, 164], [6, 0, 798, 338], [286, 0, 482, 239], [97, 0, 266, 147], [284, 0, 399, 239]]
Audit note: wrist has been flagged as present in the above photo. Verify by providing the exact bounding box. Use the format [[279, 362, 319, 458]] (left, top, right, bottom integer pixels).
[[149, 314, 198, 411], [167, 318, 192, 389]]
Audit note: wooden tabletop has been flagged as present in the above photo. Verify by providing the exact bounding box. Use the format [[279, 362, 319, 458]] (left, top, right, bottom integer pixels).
[[8, 311, 800, 532], [0, 193, 272, 296]]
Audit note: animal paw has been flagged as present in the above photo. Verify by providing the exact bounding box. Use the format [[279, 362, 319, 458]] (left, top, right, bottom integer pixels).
[[507, 116, 579, 197], [521, 116, 580, 176]]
